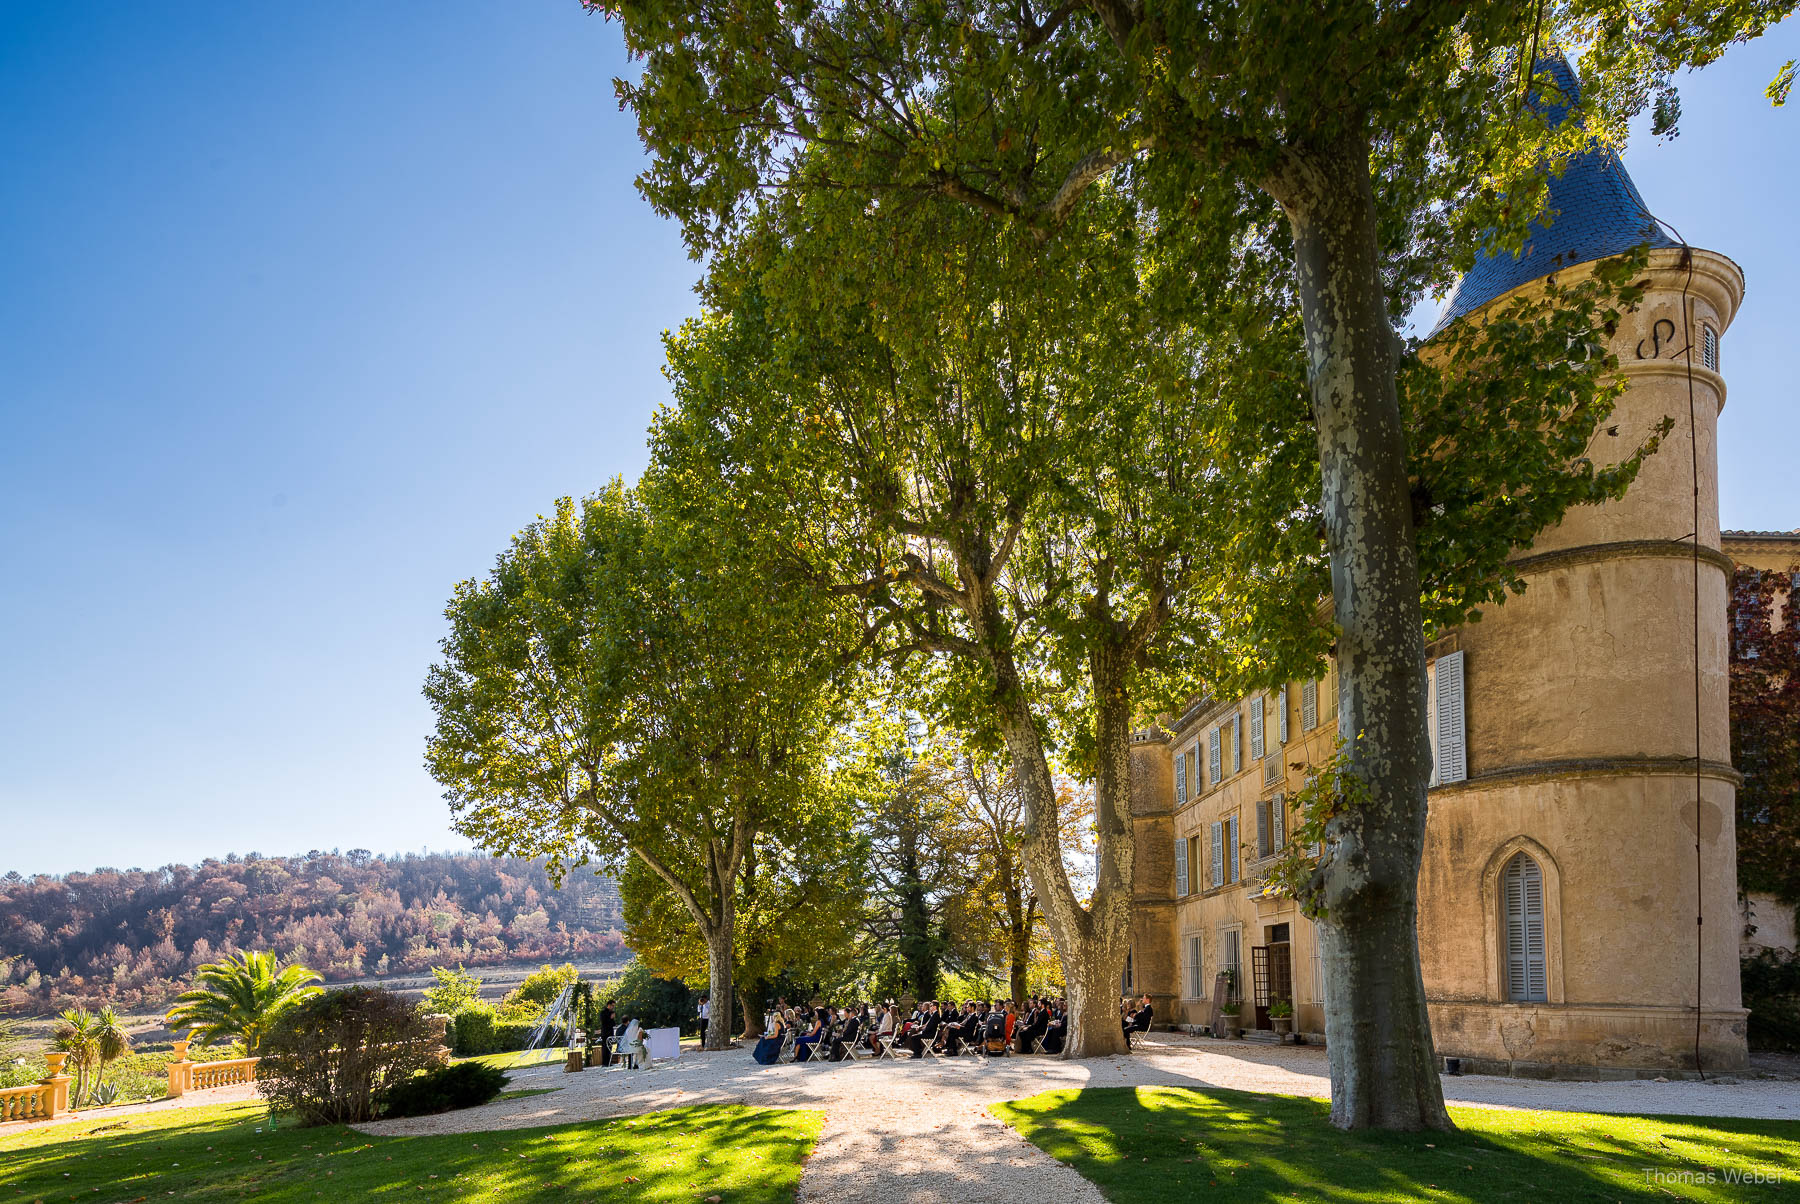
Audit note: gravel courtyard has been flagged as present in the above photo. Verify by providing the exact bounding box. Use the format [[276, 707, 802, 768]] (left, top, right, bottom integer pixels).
[[354, 1035, 1800, 1204]]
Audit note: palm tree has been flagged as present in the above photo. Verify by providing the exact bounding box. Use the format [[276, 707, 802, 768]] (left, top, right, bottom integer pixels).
[[165, 951, 322, 1053], [52, 1007, 100, 1106], [92, 1005, 131, 1096]]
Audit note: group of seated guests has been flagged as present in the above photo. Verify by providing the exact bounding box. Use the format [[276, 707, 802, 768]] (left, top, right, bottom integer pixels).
[[762, 996, 1072, 1060]]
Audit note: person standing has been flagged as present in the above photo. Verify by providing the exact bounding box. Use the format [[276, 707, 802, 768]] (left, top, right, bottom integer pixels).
[[598, 998, 617, 1067], [697, 994, 710, 1044]]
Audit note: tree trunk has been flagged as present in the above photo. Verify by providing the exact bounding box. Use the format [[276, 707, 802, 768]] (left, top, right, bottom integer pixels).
[[997, 643, 1134, 1059], [738, 987, 760, 1040], [1267, 132, 1452, 1132], [703, 920, 736, 1050]]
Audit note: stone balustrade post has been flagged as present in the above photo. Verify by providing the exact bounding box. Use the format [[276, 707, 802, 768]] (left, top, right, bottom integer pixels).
[[40, 1052, 70, 1118], [167, 1040, 192, 1098]]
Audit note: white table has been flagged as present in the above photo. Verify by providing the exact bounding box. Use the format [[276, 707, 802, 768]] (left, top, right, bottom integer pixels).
[[645, 1026, 682, 1062]]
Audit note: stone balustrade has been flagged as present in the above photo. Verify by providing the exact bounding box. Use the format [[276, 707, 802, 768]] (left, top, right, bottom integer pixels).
[[164, 1041, 260, 1098], [1, 1052, 71, 1124]]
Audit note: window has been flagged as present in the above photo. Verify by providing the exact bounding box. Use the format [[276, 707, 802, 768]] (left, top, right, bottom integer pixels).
[[1300, 679, 1319, 730], [1175, 752, 1187, 806], [1185, 749, 1198, 796], [1122, 950, 1134, 995], [1277, 684, 1290, 745], [1502, 852, 1548, 1002], [1188, 935, 1205, 998], [1221, 929, 1242, 1000], [1702, 324, 1719, 372], [1210, 821, 1224, 888], [1433, 651, 1467, 785], [1208, 727, 1222, 784], [1226, 814, 1240, 883], [1309, 927, 1325, 1005], [1264, 753, 1282, 785], [1256, 793, 1287, 858], [1249, 695, 1265, 761], [1174, 835, 1190, 897], [1228, 715, 1242, 776]]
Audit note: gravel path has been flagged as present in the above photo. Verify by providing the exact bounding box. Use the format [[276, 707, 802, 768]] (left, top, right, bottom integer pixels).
[[352, 1034, 1800, 1203]]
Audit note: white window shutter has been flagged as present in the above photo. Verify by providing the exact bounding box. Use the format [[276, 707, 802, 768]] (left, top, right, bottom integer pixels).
[[1174, 836, 1189, 897], [1427, 660, 1439, 788], [1230, 716, 1242, 775], [1208, 727, 1222, 784], [1175, 753, 1187, 806], [1278, 684, 1290, 745], [1301, 679, 1318, 730], [1210, 821, 1224, 888], [1227, 815, 1240, 883], [1272, 793, 1286, 849], [1434, 650, 1466, 785], [1250, 695, 1265, 761]]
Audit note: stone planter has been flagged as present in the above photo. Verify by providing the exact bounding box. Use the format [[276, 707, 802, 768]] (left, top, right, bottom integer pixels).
[[1271, 1017, 1293, 1037], [1219, 1014, 1242, 1038]]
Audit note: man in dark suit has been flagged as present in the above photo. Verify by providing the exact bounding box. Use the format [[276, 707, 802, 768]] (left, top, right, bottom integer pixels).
[[1123, 994, 1154, 1046], [831, 1010, 863, 1061]]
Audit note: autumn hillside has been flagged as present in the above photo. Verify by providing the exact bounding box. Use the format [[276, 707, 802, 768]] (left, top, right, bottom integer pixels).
[[0, 849, 625, 1013]]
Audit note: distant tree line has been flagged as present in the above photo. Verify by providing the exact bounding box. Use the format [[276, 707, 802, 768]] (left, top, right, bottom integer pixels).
[[0, 849, 625, 1012]]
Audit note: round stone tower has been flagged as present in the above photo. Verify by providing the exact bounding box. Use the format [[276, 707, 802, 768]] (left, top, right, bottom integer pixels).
[[1415, 57, 1747, 1072]]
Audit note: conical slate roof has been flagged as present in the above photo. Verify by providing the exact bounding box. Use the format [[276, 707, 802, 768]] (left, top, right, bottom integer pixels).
[[1431, 56, 1676, 335]]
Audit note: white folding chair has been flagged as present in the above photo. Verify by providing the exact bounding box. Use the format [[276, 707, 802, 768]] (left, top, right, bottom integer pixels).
[[877, 1028, 909, 1061]]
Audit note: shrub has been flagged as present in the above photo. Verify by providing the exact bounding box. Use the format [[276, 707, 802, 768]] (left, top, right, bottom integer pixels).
[[1743, 949, 1800, 1052], [380, 1061, 507, 1118], [448, 1005, 540, 1056], [450, 1003, 497, 1055], [606, 961, 695, 1032], [420, 965, 482, 1016], [257, 987, 441, 1125], [499, 963, 578, 1017]]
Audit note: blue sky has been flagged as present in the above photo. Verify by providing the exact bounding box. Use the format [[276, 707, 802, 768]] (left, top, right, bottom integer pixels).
[[3, 6, 1796, 876]]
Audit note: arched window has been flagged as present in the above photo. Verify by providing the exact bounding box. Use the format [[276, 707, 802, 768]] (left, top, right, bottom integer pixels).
[[1502, 852, 1548, 1002]]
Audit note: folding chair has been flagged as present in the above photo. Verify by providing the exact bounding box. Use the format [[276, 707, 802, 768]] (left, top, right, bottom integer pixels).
[[877, 1028, 909, 1061]]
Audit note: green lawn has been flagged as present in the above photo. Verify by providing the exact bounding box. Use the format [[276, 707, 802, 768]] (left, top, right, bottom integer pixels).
[[451, 1048, 570, 1071], [992, 1087, 1800, 1203], [0, 1099, 821, 1203]]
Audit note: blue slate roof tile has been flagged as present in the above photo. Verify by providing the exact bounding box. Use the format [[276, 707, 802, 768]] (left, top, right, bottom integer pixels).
[[1430, 56, 1676, 335]]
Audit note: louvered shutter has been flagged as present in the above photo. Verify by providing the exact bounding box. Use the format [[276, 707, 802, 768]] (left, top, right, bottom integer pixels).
[[1256, 798, 1270, 858], [1175, 753, 1187, 806], [1174, 836, 1189, 897], [1210, 821, 1224, 888], [1278, 684, 1289, 744], [1434, 650, 1467, 784], [1229, 715, 1242, 775], [1227, 815, 1240, 883], [1272, 793, 1286, 849], [1427, 660, 1439, 787], [1504, 857, 1527, 999], [1523, 857, 1546, 1001], [1503, 853, 1547, 1002], [1301, 679, 1318, 730], [1250, 695, 1265, 760], [1208, 726, 1222, 784]]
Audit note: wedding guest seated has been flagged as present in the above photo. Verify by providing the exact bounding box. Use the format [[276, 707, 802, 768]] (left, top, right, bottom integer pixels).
[[1041, 1002, 1067, 1054], [794, 1010, 827, 1061], [831, 1009, 863, 1061], [1123, 993, 1155, 1045]]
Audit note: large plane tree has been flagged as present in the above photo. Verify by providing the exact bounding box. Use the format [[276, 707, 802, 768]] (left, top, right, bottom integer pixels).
[[602, 0, 1793, 1125]]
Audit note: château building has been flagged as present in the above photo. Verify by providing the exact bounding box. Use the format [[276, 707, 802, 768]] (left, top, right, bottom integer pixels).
[[1126, 59, 1768, 1077]]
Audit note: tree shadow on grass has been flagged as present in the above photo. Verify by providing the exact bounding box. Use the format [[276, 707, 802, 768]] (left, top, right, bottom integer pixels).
[[0, 1098, 820, 1204], [992, 1085, 1800, 1203]]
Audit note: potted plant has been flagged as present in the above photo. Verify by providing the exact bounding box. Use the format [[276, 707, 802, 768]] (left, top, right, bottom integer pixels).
[[1268, 998, 1294, 1038], [1218, 999, 1242, 1038]]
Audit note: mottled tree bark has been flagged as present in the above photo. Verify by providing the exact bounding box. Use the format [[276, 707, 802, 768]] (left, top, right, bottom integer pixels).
[[997, 641, 1135, 1059], [1267, 132, 1452, 1131]]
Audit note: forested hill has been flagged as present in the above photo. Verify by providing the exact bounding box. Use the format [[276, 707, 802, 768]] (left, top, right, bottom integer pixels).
[[0, 850, 625, 1012]]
